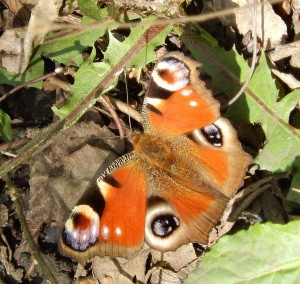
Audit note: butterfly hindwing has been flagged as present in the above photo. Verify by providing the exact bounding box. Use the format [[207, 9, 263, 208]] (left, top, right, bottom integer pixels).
[[60, 153, 147, 263], [144, 168, 228, 251], [172, 118, 252, 198]]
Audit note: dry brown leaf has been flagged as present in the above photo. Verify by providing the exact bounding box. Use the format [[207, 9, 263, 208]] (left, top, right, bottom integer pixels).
[[74, 277, 99, 284], [203, 0, 287, 49], [3, 0, 31, 25], [21, 0, 38, 6], [113, 0, 182, 16], [271, 68, 300, 89], [0, 7, 19, 30], [0, 0, 63, 74], [0, 243, 23, 282], [0, 204, 9, 227], [92, 244, 198, 283], [288, 0, 300, 68], [14, 112, 123, 262]]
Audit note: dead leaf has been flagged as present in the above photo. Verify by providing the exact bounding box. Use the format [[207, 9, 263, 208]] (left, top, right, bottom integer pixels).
[[0, 0, 63, 74], [14, 112, 123, 262], [112, 0, 182, 16], [203, 0, 287, 49], [92, 244, 198, 283], [3, 0, 31, 25], [0, 204, 8, 227], [271, 68, 300, 89], [0, 242, 23, 282]]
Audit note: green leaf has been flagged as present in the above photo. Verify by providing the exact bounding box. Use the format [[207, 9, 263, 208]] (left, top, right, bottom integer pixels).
[[53, 16, 172, 118], [39, 15, 110, 67], [185, 221, 300, 284], [0, 60, 44, 89], [78, 0, 108, 20], [0, 109, 12, 142], [0, 12, 111, 89], [182, 30, 300, 202]]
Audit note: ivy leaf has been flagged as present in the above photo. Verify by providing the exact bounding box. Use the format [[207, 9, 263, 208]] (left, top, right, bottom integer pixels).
[[0, 109, 12, 142], [182, 30, 300, 203], [53, 17, 172, 118], [185, 221, 300, 284]]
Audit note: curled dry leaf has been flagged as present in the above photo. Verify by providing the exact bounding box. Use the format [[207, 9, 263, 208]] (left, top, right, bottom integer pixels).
[[268, 1, 300, 68], [0, 243, 23, 282], [271, 68, 300, 89], [270, 41, 300, 62], [0, 3, 21, 30], [203, 0, 287, 49], [0, 0, 63, 74]]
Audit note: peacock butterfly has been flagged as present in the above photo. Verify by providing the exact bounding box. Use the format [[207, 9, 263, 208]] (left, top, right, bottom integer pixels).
[[59, 52, 251, 263]]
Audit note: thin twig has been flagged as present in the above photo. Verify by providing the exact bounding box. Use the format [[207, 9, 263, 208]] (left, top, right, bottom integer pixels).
[[123, 68, 132, 131], [98, 95, 125, 141], [43, 0, 281, 44], [0, 68, 65, 103], [0, 138, 31, 152], [103, 95, 142, 123], [6, 178, 58, 284]]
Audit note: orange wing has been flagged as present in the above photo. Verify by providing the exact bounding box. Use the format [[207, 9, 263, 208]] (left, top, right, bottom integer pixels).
[[59, 154, 147, 264], [143, 52, 220, 137], [141, 118, 251, 251], [144, 168, 228, 251], [172, 118, 252, 198]]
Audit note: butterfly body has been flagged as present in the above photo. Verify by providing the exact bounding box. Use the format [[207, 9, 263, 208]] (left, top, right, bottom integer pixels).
[[59, 52, 251, 263]]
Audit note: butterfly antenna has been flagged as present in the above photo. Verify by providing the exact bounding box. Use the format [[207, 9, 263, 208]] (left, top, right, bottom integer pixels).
[[124, 68, 133, 131], [222, 0, 258, 109]]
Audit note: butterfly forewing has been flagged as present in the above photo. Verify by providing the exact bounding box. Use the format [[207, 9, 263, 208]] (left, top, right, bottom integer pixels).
[[143, 52, 220, 137]]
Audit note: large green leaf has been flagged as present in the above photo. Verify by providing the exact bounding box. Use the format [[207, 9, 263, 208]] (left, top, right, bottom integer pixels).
[[185, 221, 300, 284], [38, 16, 109, 67], [53, 16, 173, 118]]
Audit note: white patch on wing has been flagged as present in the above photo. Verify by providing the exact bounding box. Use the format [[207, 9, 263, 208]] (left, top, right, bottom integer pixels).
[[181, 89, 193, 96], [115, 227, 122, 236], [102, 226, 109, 240], [189, 101, 198, 107], [152, 59, 189, 92], [98, 180, 110, 198], [147, 97, 163, 107]]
